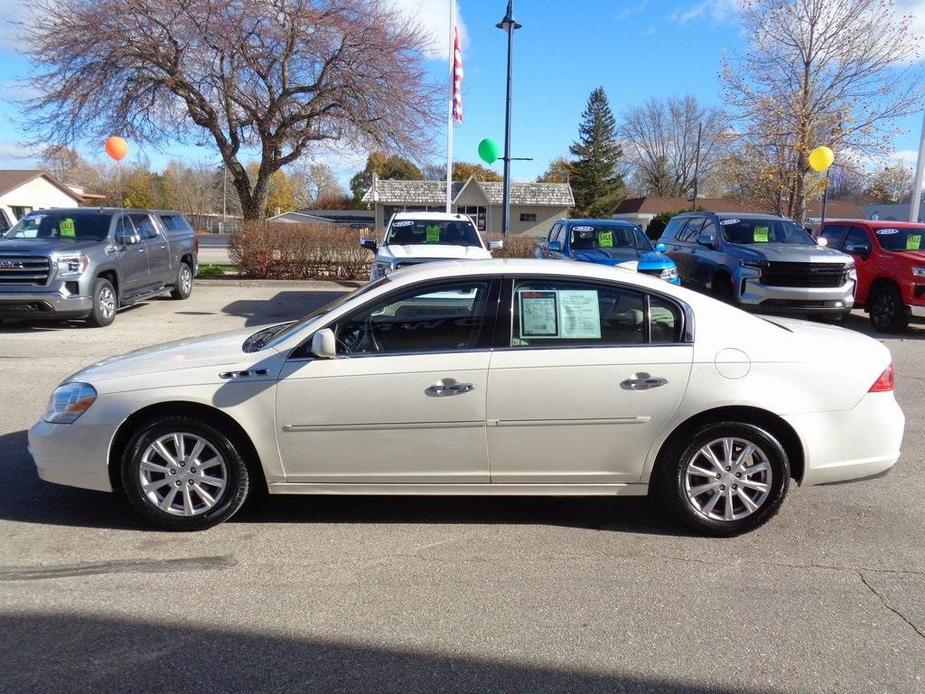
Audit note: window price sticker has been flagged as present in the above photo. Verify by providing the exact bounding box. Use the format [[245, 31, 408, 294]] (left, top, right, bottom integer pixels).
[[59, 218, 76, 238]]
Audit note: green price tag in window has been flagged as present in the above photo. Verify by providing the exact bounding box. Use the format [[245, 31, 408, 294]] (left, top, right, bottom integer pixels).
[[754, 225, 770, 243], [598, 230, 614, 248], [59, 218, 76, 238], [425, 224, 440, 243], [907, 234, 922, 250]]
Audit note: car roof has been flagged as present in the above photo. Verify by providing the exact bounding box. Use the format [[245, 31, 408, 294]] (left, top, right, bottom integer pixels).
[[383, 257, 673, 292], [563, 218, 640, 227], [861, 220, 925, 228], [390, 211, 475, 222], [24, 207, 148, 215], [674, 212, 787, 221]]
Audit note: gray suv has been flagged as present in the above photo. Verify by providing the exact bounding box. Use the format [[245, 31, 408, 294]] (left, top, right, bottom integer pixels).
[[0, 208, 198, 327], [659, 212, 856, 319]]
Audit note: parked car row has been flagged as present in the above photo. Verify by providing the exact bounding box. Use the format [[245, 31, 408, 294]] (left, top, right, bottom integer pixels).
[[0, 208, 198, 327]]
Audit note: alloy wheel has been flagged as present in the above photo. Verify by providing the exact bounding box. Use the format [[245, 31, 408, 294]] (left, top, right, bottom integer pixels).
[[684, 437, 772, 522], [138, 432, 228, 516], [180, 265, 192, 294], [98, 286, 116, 320]]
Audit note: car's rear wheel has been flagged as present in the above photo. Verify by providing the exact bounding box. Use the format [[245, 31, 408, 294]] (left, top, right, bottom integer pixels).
[[120, 416, 249, 530], [86, 277, 117, 328], [868, 284, 907, 332], [170, 261, 193, 300], [656, 422, 790, 536]]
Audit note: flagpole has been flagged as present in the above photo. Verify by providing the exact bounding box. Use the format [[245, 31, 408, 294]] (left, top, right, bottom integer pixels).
[[445, 0, 455, 213]]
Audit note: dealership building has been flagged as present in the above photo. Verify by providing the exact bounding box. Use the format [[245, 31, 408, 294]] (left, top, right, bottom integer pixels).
[[362, 174, 574, 236]]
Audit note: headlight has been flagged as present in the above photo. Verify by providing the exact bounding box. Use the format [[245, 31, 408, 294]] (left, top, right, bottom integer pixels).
[[740, 260, 763, 276], [913, 266, 925, 278], [57, 254, 89, 277], [43, 382, 97, 424], [659, 266, 678, 280]]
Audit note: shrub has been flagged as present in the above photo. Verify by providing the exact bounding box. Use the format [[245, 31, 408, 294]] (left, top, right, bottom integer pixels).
[[485, 234, 536, 259], [230, 222, 371, 280]]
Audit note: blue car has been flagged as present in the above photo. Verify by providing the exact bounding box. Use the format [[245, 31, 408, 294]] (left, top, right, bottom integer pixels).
[[535, 219, 680, 284]]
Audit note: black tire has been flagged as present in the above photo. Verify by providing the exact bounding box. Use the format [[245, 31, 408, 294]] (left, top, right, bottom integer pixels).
[[170, 261, 193, 300], [712, 274, 735, 304], [655, 422, 790, 537], [120, 416, 250, 530], [86, 277, 117, 328], [868, 284, 907, 333]]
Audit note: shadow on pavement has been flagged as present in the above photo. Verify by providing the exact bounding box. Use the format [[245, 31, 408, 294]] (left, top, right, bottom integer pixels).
[[0, 612, 743, 693], [0, 430, 691, 537], [222, 290, 348, 326]]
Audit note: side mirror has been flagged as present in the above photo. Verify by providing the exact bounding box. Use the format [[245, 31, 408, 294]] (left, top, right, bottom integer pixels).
[[360, 238, 377, 252], [816, 237, 828, 247], [697, 233, 715, 248], [655, 242, 667, 252], [547, 240, 562, 252], [489, 239, 504, 251], [116, 231, 141, 246], [310, 328, 337, 359], [845, 242, 870, 258]]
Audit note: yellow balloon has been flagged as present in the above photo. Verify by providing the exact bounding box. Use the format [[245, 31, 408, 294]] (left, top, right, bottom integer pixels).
[[808, 146, 834, 172]]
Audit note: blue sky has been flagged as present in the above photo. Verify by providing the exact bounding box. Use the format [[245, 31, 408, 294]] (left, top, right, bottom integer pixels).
[[0, 0, 922, 187]]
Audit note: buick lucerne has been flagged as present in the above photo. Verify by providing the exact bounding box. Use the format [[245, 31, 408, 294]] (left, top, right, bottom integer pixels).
[[29, 259, 904, 535]]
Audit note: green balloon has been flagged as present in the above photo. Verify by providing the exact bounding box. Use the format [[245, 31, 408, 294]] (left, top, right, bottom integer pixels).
[[478, 138, 501, 165]]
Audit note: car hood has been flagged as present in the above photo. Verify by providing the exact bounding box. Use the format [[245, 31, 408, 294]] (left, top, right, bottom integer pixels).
[[572, 248, 642, 265], [0, 238, 103, 254], [65, 327, 276, 391], [380, 244, 491, 260], [728, 243, 851, 264], [891, 250, 925, 264]]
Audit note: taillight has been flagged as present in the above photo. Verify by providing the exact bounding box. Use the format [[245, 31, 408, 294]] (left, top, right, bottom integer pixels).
[[869, 363, 894, 392]]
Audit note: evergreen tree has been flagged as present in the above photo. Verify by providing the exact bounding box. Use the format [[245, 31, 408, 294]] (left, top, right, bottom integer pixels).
[[569, 88, 624, 217]]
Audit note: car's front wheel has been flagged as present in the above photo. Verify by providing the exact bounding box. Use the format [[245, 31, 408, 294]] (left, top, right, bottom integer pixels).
[[868, 284, 907, 332], [86, 277, 117, 327], [120, 416, 250, 530], [656, 422, 790, 536]]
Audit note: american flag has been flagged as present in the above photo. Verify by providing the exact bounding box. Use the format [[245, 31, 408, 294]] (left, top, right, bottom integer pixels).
[[452, 25, 463, 123]]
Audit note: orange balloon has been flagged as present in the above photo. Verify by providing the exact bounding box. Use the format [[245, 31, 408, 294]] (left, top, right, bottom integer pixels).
[[105, 136, 128, 161]]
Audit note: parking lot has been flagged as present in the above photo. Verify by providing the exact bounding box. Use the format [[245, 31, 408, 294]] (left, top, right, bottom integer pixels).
[[0, 280, 923, 692]]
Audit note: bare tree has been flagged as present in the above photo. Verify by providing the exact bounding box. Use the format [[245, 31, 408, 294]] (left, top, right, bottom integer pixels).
[[722, 0, 921, 222], [293, 162, 346, 208], [22, 0, 439, 220], [620, 95, 729, 197], [866, 162, 914, 203]]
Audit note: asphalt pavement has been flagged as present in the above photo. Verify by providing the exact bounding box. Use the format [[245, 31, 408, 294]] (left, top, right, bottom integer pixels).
[[0, 280, 922, 693]]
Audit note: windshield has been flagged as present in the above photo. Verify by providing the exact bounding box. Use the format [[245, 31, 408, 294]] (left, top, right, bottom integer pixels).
[[873, 226, 924, 252], [3, 211, 112, 242], [385, 219, 482, 247], [569, 224, 651, 251], [720, 218, 814, 245], [246, 277, 391, 352]]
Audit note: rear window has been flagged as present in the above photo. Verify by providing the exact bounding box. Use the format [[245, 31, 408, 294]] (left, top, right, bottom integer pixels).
[[2, 211, 111, 242], [158, 214, 193, 233], [873, 226, 924, 252]]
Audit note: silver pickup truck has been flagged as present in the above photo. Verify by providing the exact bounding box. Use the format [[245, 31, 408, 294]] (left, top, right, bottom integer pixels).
[[0, 208, 198, 327]]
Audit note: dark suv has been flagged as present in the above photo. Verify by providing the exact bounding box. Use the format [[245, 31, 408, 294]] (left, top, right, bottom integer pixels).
[[659, 212, 856, 319]]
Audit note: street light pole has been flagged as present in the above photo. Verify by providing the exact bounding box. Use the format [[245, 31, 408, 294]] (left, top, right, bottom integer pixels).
[[496, 0, 521, 237]]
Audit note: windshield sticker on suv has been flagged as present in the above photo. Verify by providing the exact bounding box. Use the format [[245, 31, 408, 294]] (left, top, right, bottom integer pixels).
[[59, 218, 76, 238], [391, 220, 414, 227], [571, 225, 594, 232], [719, 218, 740, 225], [876, 228, 900, 234], [753, 226, 770, 242], [907, 234, 922, 250], [425, 224, 441, 243], [598, 230, 614, 247]]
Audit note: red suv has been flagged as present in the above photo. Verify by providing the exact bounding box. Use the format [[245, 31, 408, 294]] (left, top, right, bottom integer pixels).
[[817, 220, 925, 331]]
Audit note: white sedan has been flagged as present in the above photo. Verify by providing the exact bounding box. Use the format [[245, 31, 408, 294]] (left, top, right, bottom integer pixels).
[[29, 259, 904, 535]]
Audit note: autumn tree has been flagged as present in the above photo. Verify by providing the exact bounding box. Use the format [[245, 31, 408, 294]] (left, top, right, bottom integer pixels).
[[537, 157, 573, 184], [569, 88, 624, 217], [722, 0, 920, 223], [620, 95, 729, 197], [349, 151, 423, 203], [866, 163, 914, 203], [23, 0, 438, 220], [293, 162, 347, 208]]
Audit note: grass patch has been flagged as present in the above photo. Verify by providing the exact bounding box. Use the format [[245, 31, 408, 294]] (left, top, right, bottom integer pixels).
[[197, 263, 237, 279]]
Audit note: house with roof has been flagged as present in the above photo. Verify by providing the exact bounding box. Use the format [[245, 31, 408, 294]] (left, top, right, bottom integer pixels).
[[613, 196, 865, 229], [0, 170, 102, 232], [362, 174, 574, 236], [268, 208, 376, 229]]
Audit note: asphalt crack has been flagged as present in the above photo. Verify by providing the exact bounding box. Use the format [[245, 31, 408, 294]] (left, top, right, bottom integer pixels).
[[857, 571, 925, 640], [0, 554, 237, 581]]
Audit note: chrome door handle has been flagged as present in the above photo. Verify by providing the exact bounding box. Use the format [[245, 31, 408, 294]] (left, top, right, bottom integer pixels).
[[621, 372, 669, 390], [426, 378, 475, 397]]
